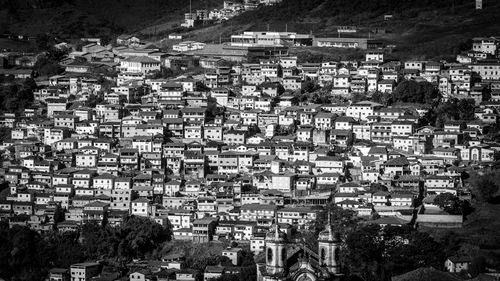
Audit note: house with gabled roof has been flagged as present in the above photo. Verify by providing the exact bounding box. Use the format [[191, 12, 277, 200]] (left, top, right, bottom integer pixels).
[[338, 182, 365, 193], [92, 173, 116, 190], [444, 255, 472, 273], [383, 156, 410, 177], [131, 198, 153, 217], [346, 101, 383, 121], [367, 146, 388, 161]]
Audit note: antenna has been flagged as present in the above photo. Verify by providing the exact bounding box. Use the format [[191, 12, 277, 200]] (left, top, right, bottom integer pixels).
[[274, 210, 279, 237]]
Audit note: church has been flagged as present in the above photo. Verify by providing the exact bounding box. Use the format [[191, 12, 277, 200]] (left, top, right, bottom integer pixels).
[[256, 212, 342, 281]]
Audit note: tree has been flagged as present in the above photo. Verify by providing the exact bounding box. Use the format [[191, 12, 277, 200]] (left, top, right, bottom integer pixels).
[[433, 193, 462, 214], [433, 98, 476, 128], [469, 172, 500, 203], [469, 256, 487, 277], [33, 55, 64, 76], [369, 183, 388, 193], [312, 204, 358, 236], [343, 224, 446, 281], [86, 93, 104, 108], [481, 88, 491, 102], [301, 80, 319, 94], [0, 223, 50, 281], [351, 92, 368, 103], [371, 91, 392, 106], [79, 216, 172, 261], [383, 228, 445, 277], [53, 203, 65, 224], [0, 127, 12, 141], [0, 82, 35, 115], [343, 224, 384, 280], [23, 78, 37, 90], [392, 80, 440, 105]]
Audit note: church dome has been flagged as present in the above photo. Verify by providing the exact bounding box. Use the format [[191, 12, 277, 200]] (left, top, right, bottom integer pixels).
[[266, 223, 287, 242], [318, 225, 337, 242], [318, 209, 340, 242]]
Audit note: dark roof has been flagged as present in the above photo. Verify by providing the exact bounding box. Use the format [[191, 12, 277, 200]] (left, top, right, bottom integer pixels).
[[368, 146, 387, 155], [385, 157, 410, 166], [447, 255, 472, 263], [391, 267, 463, 281]]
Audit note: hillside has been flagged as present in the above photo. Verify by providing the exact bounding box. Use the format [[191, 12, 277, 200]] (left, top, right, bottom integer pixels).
[[421, 202, 500, 270], [184, 0, 500, 60], [0, 0, 220, 42], [2, 0, 500, 60]]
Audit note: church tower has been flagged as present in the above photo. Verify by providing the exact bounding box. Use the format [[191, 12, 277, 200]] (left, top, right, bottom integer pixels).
[[318, 210, 341, 275], [265, 214, 288, 276]]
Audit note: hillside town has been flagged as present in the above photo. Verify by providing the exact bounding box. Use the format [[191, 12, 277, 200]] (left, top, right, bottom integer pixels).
[[1, 23, 500, 281]]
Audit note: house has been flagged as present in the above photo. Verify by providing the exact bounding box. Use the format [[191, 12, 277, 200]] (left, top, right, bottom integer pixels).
[[192, 217, 218, 243], [92, 173, 115, 190], [223, 130, 247, 145], [48, 268, 70, 281], [338, 182, 364, 193], [222, 247, 243, 265], [444, 255, 472, 273], [314, 113, 335, 130], [314, 156, 344, 174], [176, 269, 199, 281], [334, 116, 357, 131], [392, 267, 464, 281], [130, 270, 155, 281], [240, 204, 277, 223], [377, 79, 395, 93], [83, 201, 109, 223], [131, 198, 152, 217], [116, 34, 141, 46], [425, 175, 456, 195], [271, 173, 295, 194], [70, 262, 101, 281], [346, 101, 383, 121], [201, 266, 224, 281], [331, 129, 353, 147], [283, 77, 303, 91], [372, 191, 390, 206], [277, 206, 318, 229], [120, 56, 161, 73]]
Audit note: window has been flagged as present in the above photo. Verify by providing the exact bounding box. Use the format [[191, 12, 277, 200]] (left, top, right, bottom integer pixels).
[[267, 248, 273, 263]]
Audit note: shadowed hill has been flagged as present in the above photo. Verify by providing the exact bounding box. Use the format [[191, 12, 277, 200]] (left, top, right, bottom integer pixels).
[[2, 0, 500, 60], [0, 0, 220, 41], [221, 0, 500, 60]]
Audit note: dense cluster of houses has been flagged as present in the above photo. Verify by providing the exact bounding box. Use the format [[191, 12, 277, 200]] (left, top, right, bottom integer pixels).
[[1, 32, 500, 280]]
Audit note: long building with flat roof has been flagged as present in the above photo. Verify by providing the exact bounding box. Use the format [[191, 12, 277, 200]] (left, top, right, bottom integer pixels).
[[313, 37, 384, 49]]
